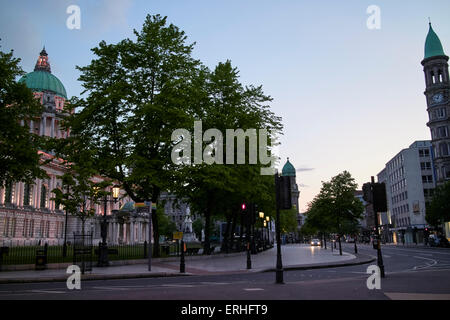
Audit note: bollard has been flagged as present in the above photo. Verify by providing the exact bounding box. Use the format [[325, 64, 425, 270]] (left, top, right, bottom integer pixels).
[[246, 242, 251, 269], [180, 240, 185, 273]]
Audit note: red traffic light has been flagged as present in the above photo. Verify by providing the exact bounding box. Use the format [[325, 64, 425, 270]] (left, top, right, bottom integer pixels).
[[241, 203, 246, 210]]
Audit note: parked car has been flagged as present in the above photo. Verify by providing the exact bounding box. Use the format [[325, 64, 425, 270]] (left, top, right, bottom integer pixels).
[[429, 235, 450, 248], [310, 239, 321, 246]]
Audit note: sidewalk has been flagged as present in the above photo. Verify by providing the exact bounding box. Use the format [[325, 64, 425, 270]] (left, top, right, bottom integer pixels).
[[0, 244, 375, 284]]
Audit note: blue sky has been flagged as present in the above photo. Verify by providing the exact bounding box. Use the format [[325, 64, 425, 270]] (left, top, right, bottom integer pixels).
[[2, 0, 450, 211]]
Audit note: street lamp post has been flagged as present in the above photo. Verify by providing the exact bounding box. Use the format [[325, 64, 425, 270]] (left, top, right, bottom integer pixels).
[[274, 173, 284, 284], [62, 185, 69, 258], [97, 185, 120, 267], [259, 211, 264, 251]]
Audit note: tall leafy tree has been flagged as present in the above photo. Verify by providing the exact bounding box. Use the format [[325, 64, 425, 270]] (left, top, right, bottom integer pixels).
[[51, 140, 110, 238], [302, 171, 363, 255], [0, 45, 46, 186], [175, 61, 282, 254], [67, 14, 202, 257], [426, 181, 450, 228]]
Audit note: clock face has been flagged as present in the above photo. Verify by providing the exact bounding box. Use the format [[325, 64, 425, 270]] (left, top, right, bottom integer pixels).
[[432, 93, 444, 103]]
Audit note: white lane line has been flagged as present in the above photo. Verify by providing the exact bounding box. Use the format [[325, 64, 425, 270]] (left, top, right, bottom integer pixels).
[[92, 286, 131, 291], [244, 288, 264, 291], [382, 247, 450, 256], [29, 290, 66, 294], [161, 284, 195, 288], [412, 256, 437, 270]]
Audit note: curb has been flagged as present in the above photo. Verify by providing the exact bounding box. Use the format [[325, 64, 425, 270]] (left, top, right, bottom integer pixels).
[[0, 271, 192, 284]]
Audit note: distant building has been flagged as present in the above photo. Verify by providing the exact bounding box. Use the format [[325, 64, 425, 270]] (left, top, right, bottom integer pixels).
[[377, 141, 436, 244], [421, 23, 450, 239], [281, 158, 302, 234]]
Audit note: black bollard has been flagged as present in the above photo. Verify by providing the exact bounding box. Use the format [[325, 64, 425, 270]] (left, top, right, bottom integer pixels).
[[180, 240, 185, 273]]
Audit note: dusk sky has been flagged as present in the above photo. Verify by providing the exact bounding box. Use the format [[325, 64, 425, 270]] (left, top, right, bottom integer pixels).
[[2, 0, 450, 211]]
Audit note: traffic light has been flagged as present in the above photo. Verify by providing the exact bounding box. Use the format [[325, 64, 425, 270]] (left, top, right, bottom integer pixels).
[[362, 183, 373, 203], [241, 203, 246, 211], [373, 183, 387, 212], [279, 176, 292, 210]]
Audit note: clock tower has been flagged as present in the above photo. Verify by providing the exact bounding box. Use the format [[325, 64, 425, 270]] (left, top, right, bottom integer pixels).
[[422, 23, 450, 183]]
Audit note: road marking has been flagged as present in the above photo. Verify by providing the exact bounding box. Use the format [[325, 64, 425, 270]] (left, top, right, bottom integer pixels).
[[92, 286, 132, 291], [29, 290, 66, 294], [200, 282, 230, 285], [244, 288, 264, 291], [412, 256, 437, 270], [161, 284, 195, 288], [384, 292, 450, 300], [381, 247, 450, 256], [383, 255, 391, 258]]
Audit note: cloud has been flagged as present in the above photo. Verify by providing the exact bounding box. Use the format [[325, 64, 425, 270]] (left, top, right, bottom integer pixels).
[[93, 0, 133, 33], [296, 167, 315, 172], [298, 183, 309, 188]]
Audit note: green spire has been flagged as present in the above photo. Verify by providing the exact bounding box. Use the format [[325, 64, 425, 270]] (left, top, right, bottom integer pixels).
[[425, 23, 446, 59], [281, 158, 296, 177]]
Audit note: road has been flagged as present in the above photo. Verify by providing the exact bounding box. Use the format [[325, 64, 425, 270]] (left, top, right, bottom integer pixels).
[[0, 243, 449, 300]]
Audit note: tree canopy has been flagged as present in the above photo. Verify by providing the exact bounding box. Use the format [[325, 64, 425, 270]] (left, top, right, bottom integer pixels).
[[0, 44, 46, 186], [426, 181, 450, 227], [301, 171, 363, 248]]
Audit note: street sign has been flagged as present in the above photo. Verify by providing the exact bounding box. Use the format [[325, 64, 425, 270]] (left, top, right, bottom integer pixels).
[[173, 231, 183, 240]]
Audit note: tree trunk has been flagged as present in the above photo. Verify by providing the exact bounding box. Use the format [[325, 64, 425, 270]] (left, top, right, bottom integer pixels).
[[230, 209, 238, 251], [222, 213, 232, 253], [338, 235, 342, 255], [204, 206, 211, 255], [151, 188, 160, 258]]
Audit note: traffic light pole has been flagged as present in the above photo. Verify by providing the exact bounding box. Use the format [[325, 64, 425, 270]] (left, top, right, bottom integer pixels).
[[371, 176, 385, 278]]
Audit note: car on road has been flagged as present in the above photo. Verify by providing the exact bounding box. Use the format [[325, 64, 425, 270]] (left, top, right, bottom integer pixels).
[[429, 235, 450, 248], [310, 239, 321, 246]]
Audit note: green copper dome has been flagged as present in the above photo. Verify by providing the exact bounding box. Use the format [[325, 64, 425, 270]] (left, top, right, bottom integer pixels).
[[19, 71, 67, 99], [281, 159, 296, 177], [425, 23, 446, 59]]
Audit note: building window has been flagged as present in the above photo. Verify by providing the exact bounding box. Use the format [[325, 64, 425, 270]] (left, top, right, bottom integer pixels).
[[422, 175, 433, 183], [40, 185, 48, 208], [419, 149, 430, 157], [437, 126, 449, 138], [39, 220, 45, 237], [29, 220, 34, 237], [445, 167, 450, 180], [23, 183, 33, 206], [23, 219, 28, 237], [4, 182, 13, 204], [46, 221, 50, 238], [3, 218, 9, 236], [421, 162, 432, 170], [439, 143, 449, 157], [10, 218, 16, 237], [437, 108, 446, 119]]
